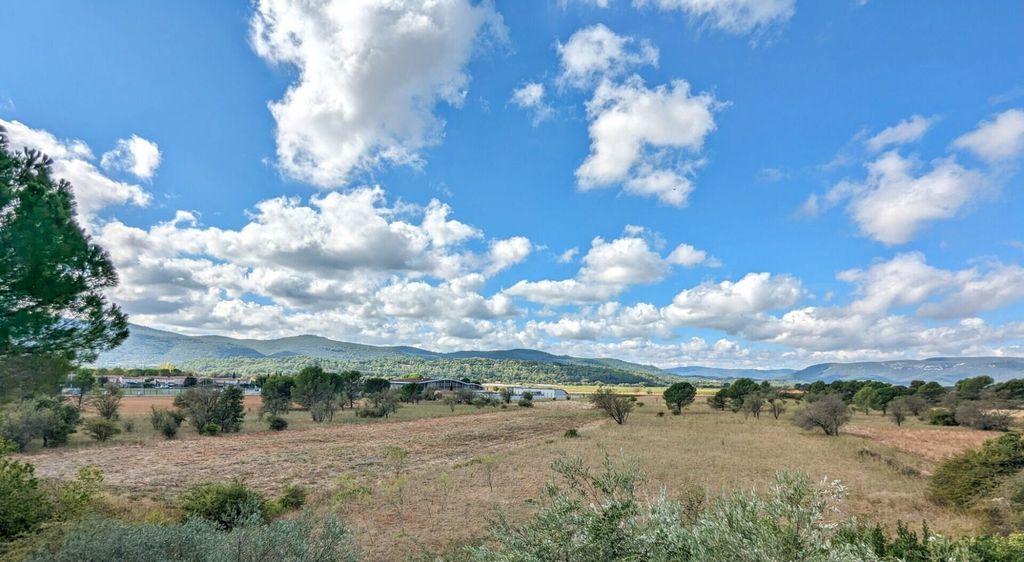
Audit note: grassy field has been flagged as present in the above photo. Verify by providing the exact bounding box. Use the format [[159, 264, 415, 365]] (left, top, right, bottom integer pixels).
[[19, 395, 994, 561]]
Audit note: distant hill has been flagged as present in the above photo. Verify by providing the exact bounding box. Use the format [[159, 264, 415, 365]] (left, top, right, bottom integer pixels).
[[93, 324, 682, 386], [789, 357, 1024, 385], [95, 325, 1024, 387], [666, 366, 797, 381]]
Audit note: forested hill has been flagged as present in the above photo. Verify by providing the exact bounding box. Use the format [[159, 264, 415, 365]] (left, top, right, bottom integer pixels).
[[92, 324, 684, 385]]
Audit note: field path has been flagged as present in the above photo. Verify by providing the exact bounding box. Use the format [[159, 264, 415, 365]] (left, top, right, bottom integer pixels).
[[23, 404, 598, 497], [844, 423, 993, 462]]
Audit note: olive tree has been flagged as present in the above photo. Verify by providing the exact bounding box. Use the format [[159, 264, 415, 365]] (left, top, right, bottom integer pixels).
[[792, 394, 850, 436], [590, 389, 633, 425]]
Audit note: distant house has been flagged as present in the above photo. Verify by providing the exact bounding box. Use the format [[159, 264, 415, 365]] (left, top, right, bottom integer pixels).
[[389, 378, 484, 393]]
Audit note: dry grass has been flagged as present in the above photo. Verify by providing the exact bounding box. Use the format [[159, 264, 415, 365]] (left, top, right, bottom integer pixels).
[[20, 399, 989, 561]]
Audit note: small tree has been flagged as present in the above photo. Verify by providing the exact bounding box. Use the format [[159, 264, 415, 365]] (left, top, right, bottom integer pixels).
[[361, 377, 390, 395], [213, 386, 245, 433], [259, 375, 293, 417], [499, 387, 514, 404], [767, 394, 787, 420], [663, 382, 696, 414], [174, 387, 221, 433], [590, 389, 633, 425], [150, 407, 184, 439], [902, 395, 927, 416], [70, 370, 96, 409], [442, 394, 458, 412], [741, 392, 765, 419], [83, 418, 121, 442], [87, 383, 123, 420], [293, 366, 344, 422], [889, 397, 909, 427], [792, 394, 850, 436], [398, 383, 423, 404]]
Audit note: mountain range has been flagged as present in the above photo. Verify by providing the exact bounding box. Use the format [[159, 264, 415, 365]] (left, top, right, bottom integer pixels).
[[93, 325, 1024, 386]]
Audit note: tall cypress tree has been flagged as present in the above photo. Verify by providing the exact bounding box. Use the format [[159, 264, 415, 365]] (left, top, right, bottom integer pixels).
[[0, 127, 128, 396]]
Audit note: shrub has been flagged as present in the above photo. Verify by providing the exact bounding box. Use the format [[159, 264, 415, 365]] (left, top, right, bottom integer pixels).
[[930, 432, 1024, 507], [792, 394, 850, 436], [466, 455, 871, 561], [267, 415, 288, 431], [956, 401, 1013, 431], [927, 408, 958, 426], [275, 484, 307, 511], [671, 409, 681, 416], [657, 411, 665, 418], [121, 420, 134, 433], [0, 445, 52, 540], [86, 383, 123, 420], [590, 389, 633, 424], [202, 423, 222, 436], [0, 397, 80, 450], [26, 514, 358, 562], [564, 428, 579, 438], [150, 407, 184, 440], [180, 481, 267, 530], [517, 398, 534, 408], [83, 418, 121, 442]]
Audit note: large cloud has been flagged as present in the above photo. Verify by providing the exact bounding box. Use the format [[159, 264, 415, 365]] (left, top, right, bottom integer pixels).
[[576, 76, 718, 206], [0, 119, 152, 220], [250, 0, 503, 186], [506, 229, 717, 305]]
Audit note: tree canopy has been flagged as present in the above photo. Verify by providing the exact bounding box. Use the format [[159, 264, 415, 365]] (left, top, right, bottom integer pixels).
[[0, 128, 128, 368]]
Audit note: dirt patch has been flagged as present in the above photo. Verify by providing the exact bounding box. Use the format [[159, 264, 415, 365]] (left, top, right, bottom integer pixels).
[[22, 404, 594, 498], [115, 395, 262, 416], [845, 424, 994, 462]]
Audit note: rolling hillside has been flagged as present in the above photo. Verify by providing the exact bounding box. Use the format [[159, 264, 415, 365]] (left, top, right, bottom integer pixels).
[[789, 357, 1024, 385], [93, 325, 683, 385]]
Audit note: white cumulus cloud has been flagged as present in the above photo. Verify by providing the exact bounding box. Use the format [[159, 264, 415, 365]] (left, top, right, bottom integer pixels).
[[250, 0, 504, 187], [953, 108, 1024, 162], [0, 119, 151, 221], [101, 134, 162, 180], [576, 76, 719, 206], [557, 24, 657, 88]]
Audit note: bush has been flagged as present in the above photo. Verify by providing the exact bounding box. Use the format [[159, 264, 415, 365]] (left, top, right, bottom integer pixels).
[[0, 397, 81, 450], [121, 420, 134, 433], [26, 513, 358, 562], [267, 415, 288, 431], [792, 394, 850, 436], [564, 428, 579, 438], [930, 432, 1024, 508], [86, 383, 123, 420], [657, 411, 665, 418], [275, 484, 307, 511], [517, 398, 534, 408], [467, 455, 872, 561], [202, 423, 222, 436], [150, 407, 184, 440], [956, 401, 1013, 431], [589, 389, 633, 424], [927, 408, 958, 426], [0, 446, 52, 540], [671, 409, 681, 416], [83, 418, 121, 442], [180, 481, 268, 530]]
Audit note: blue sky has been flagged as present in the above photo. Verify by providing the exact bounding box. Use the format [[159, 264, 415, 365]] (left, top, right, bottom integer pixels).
[[2, 0, 1023, 368]]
